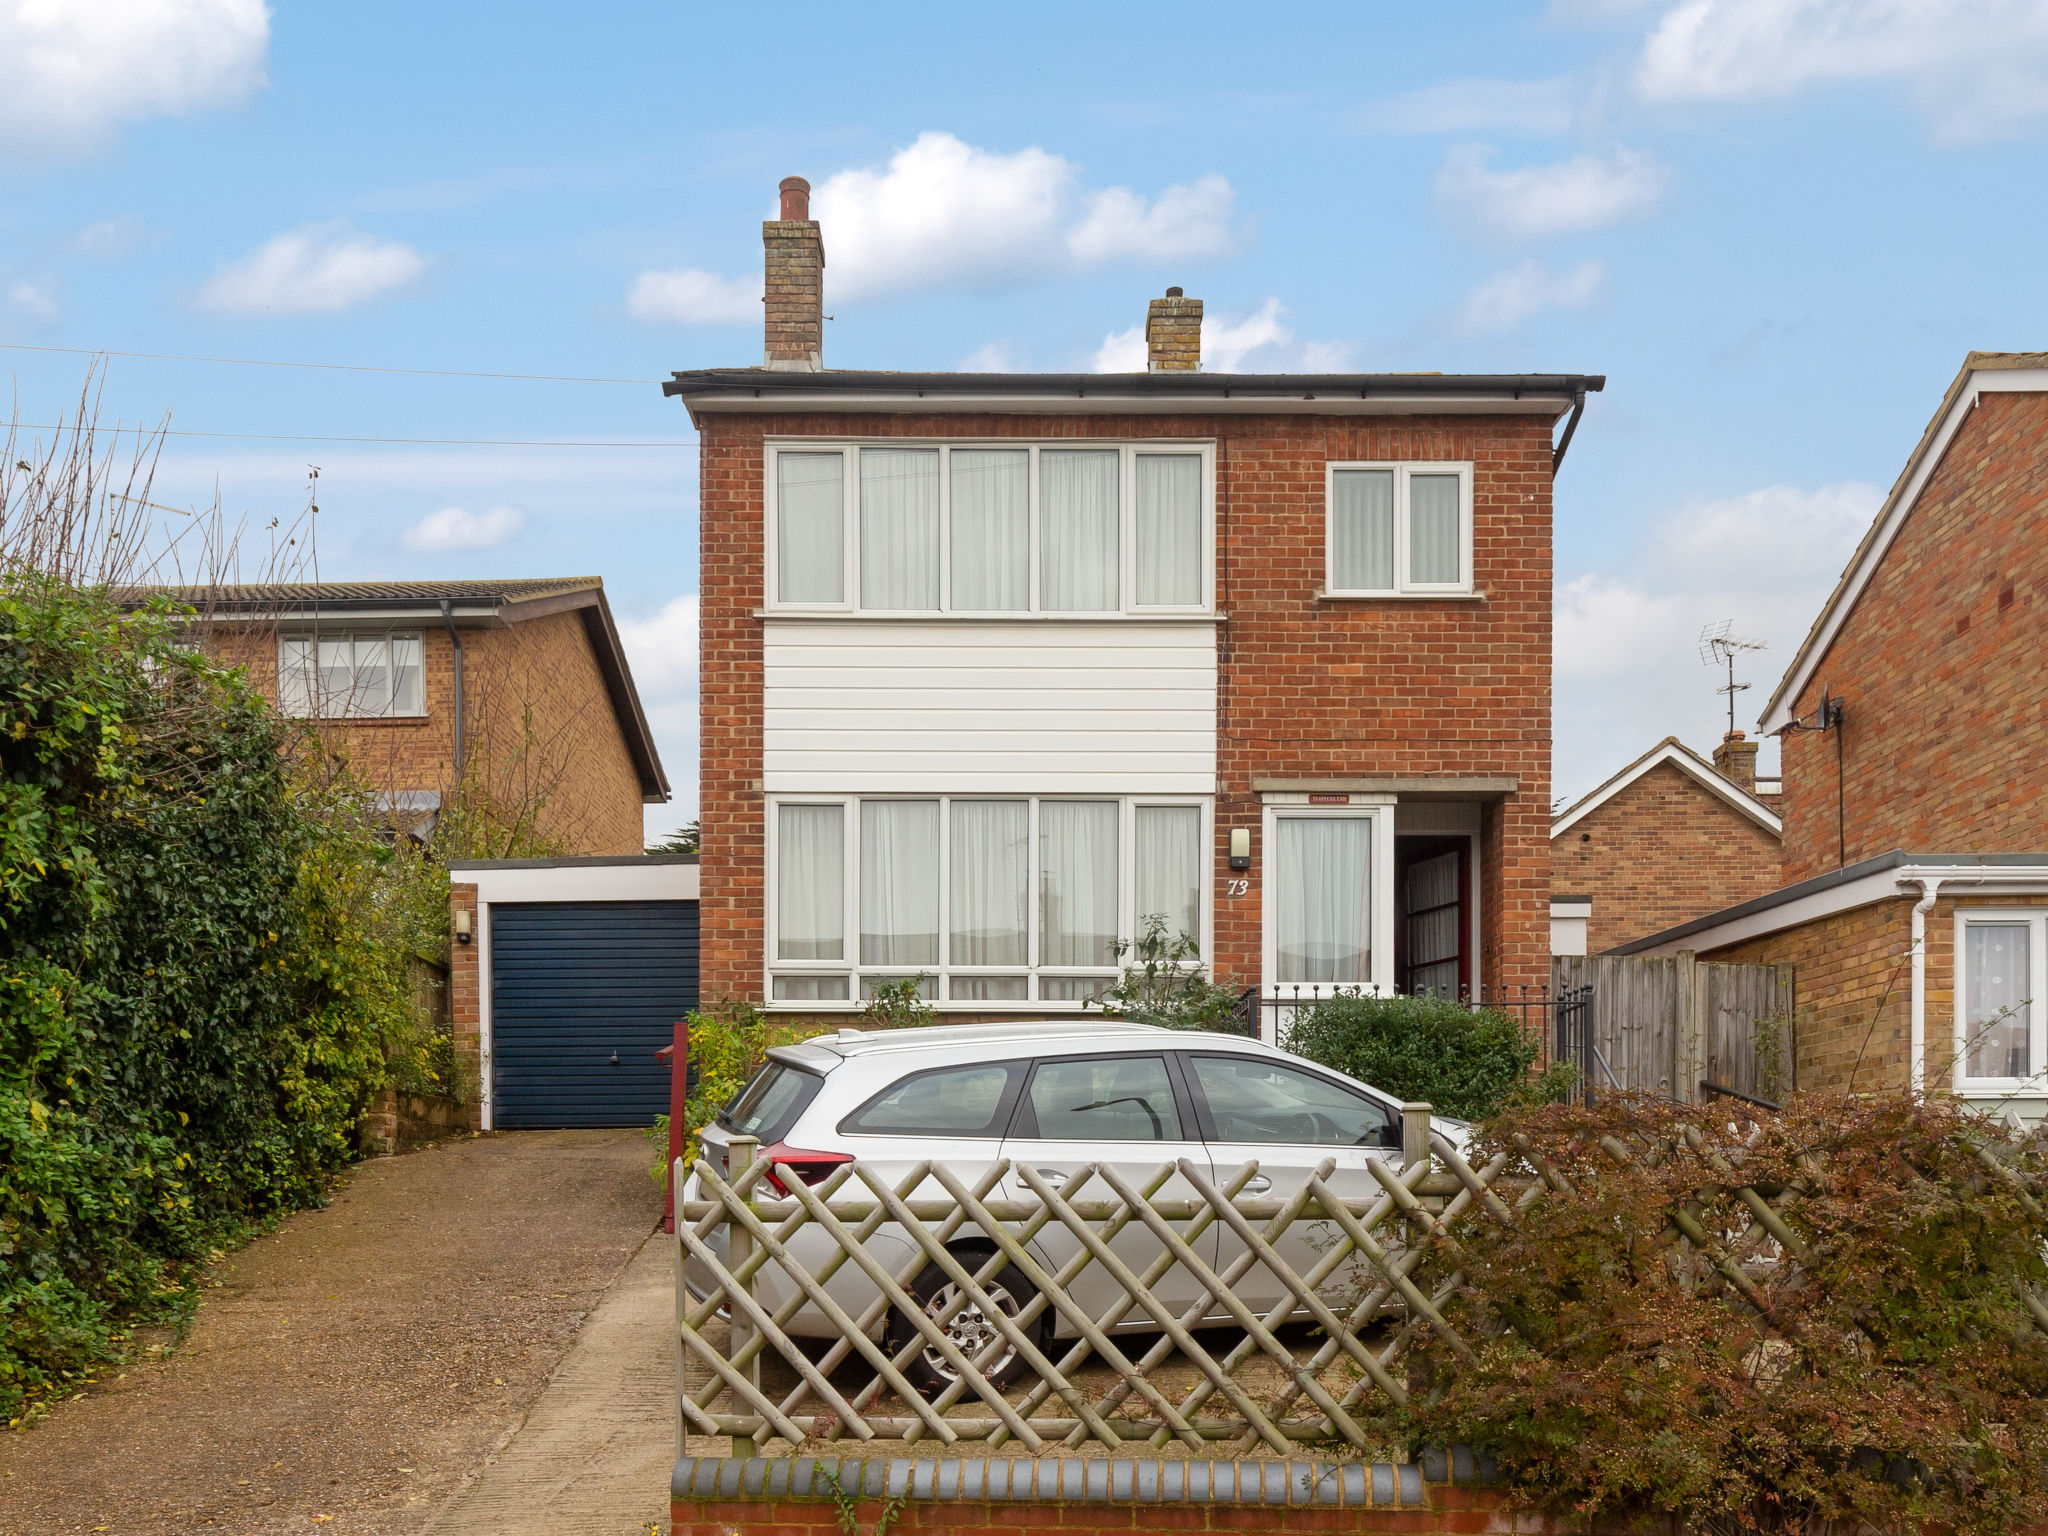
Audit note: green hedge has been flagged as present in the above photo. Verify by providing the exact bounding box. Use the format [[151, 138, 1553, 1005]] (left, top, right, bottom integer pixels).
[[1284, 992, 1567, 1121], [0, 576, 408, 1421]]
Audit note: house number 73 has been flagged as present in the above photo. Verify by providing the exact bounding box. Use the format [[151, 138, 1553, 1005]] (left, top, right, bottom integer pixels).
[[1225, 878, 1250, 897]]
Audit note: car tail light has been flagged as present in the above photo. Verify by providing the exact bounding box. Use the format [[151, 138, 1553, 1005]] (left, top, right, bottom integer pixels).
[[759, 1143, 854, 1196]]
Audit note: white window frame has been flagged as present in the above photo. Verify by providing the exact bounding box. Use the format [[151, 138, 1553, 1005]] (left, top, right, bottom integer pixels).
[[277, 630, 426, 720], [1323, 460, 1475, 597], [764, 792, 1214, 1010], [762, 440, 1216, 617], [1259, 799, 1398, 1005], [1952, 908, 2048, 1094]]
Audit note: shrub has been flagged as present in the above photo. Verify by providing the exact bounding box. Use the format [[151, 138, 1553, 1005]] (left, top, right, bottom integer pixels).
[[0, 576, 417, 1419], [1403, 1094, 2048, 1536], [1284, 992, 1542, 1121], [1093, 918, 1243, 1032]]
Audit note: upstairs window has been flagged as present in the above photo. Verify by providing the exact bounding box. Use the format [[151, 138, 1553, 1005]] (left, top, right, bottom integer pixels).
[[278, 632, 424, 718], [767, 442, 1212, 615], [1325, 462, 1473, 596]]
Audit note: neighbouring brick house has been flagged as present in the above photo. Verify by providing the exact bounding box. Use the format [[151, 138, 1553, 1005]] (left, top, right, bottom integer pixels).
[[665, 175, 1602, 1036], [168, 577, 669, 854], [1550, 734, 1782, 955], [1615, 352, 2048, 1120]]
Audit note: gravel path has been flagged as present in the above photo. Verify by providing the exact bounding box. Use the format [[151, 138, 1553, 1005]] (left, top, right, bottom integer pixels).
[[0, 1129, 662, 1536]]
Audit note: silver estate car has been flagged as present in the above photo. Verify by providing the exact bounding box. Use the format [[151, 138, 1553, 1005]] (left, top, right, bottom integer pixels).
[[682, 1020, 1465, 1393]]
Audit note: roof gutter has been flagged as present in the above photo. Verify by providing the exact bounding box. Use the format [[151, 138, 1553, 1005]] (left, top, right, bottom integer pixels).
[[1552, 385, 1588, 474]]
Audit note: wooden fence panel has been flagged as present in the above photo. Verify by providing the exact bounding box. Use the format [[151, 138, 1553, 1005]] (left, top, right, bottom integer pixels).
[[1551, 954, 1794, 1100]]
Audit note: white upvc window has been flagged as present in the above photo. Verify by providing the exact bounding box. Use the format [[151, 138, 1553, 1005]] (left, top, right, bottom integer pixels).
[[1954, 909, 2048, 1092], [1324, 461, 1474, 596], [764, 441, 1215, 616], [766, 793, 1212, 1008], [1260, 800, 1397, 998], [277, 632, 425, 719]]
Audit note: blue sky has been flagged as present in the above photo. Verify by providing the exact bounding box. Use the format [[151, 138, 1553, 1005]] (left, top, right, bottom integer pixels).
[[4, 1, 2047, 839]]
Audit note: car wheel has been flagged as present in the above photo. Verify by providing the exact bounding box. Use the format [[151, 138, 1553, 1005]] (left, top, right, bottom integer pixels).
[[886, 1248, 1048, 1397]]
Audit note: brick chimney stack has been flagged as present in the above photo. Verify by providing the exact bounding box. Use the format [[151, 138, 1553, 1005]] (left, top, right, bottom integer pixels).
[[1713, 730, 1759, 795], [763, 176, 824, 372], [1146, 287, 1202, 371]]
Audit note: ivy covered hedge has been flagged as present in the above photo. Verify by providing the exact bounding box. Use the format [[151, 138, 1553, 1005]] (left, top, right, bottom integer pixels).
[[0, 575, 418, 1420]]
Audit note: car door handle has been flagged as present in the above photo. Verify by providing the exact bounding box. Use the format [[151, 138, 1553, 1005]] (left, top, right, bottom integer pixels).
[[1241, 1174, 1272, 1195], [1033, 1168, 1069, 1189]]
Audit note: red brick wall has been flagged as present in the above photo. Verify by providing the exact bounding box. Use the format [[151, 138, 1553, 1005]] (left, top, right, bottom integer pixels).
[[699, 411, 1553, 1007], [208, 613, 645, 856], [449, 881, 481, 1131], [1703, 899, 1910, 1093], [1555, 763, 1783, 952], [1779, 391, 2048, 882]]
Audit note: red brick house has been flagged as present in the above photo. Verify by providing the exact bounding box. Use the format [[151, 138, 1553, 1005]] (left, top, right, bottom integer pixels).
[[1614, 352, 2048, 1120], [175, 578, 669, 856], [1550, 735, 1783, 955], [665, 176, 1602, 1038]]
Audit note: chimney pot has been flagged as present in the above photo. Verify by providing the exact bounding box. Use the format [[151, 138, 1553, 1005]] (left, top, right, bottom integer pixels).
[[764, 175, 825, 371], [1145, 288, 1202, 372], [1711, 731, 1760, 796]]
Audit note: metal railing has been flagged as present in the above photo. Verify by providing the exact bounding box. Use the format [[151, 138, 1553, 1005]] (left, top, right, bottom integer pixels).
[[673, 1107, 1519, 1456], [1230, 985, 1596, 1092]]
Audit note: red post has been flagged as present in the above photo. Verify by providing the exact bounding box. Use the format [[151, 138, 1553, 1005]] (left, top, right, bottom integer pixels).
[[657, 1018, 689, 1233]]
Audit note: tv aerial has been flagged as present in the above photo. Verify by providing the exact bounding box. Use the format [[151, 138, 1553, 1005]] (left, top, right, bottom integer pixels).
[[1699, 620, 1767, 738]]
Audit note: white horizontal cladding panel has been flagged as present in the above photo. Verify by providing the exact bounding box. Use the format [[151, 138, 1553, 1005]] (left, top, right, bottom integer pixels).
[[763, 619, 1218, 794]]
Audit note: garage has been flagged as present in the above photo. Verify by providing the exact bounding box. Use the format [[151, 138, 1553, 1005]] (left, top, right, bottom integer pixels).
[[490, 901, 699, 1128], [449, 856, 699, 1131]]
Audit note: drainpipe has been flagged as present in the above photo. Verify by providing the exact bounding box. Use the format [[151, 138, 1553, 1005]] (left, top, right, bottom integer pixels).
[[439, 600, 465, 789], [1909, 876, 1944, 1095]]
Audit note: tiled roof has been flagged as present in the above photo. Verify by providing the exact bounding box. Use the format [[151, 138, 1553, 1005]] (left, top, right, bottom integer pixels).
[[140, 577, 602, 605]]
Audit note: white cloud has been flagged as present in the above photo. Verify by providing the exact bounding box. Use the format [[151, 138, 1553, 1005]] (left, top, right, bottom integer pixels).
[[627, 267, 760, 325], [1363, 77, 1578, 135], [1093, 297, 1349, 374], [0, 0, 268, 153], [1456, 259, 1607, 334], [72, 214, 156, 259], [193, 222, 427, 315], [1635, 0, 2048, 140], [1066, 174, 1239, 264], [1554, 480, 1878, 802], [9, 283, 58, 322], [629, 133, 1241, 319], [1435, 144, 1669, 241], [620, 594, 700, 834], [958, 340, 1021, 371], [399, 504, 525, 553]]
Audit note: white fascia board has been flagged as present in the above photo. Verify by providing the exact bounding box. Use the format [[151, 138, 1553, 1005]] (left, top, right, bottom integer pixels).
[[689, 392, 1573, 418], [1628, 863, 2048, 956], [459, 863, 699, 904], [1550, 898, 1593, 916], [1550, 741, 1782, 839], [1760, 368, 2048, 734]]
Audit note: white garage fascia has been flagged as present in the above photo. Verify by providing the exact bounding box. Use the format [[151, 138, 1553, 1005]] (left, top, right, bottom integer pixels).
[[446, 857, 699, 1130]]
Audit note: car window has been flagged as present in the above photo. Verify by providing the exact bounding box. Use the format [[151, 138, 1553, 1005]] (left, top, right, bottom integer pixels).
[[720, 1063, 822, 1144], [1189, 1055, 1396, 1147], [841, 1062, 1017, 1137], [1024, 1056, 1181, 1142]]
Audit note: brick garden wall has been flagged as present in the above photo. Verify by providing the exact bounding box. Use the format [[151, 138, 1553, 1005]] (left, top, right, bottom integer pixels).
[[1778, 391, 2048, 882], [697, 410, 1555, 1010], [1554, 762, 1782, 953]]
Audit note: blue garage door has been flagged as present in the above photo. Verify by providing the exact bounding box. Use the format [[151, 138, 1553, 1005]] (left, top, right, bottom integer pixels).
[[490, 900, 699, 1128]]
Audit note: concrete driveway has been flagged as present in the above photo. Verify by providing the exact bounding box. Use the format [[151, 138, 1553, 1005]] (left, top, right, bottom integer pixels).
[[0, 1129, 666, 1536]]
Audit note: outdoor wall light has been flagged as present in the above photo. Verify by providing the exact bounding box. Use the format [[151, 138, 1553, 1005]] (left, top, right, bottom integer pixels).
[[1229, 827, 1252, 871], [454, 909, 473, 946]]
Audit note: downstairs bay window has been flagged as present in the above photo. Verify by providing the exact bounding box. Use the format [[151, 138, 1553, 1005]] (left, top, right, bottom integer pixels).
[[1955, 910, 2048, 1092], [768, 795, 1210, 1006]]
